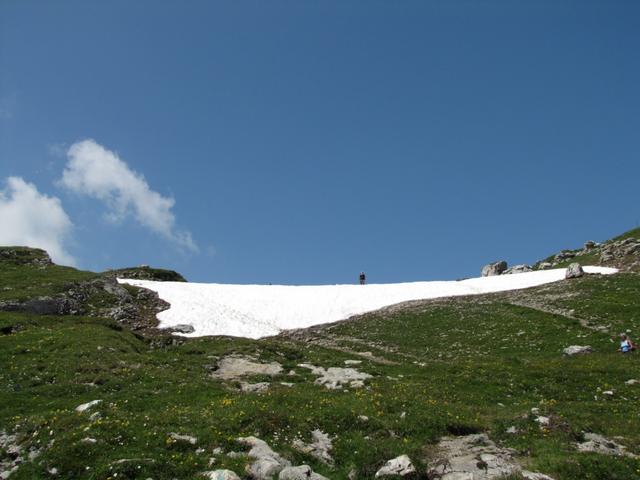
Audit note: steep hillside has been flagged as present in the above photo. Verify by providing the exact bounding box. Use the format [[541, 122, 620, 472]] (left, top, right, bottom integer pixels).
[[1, 235, 639, 479]]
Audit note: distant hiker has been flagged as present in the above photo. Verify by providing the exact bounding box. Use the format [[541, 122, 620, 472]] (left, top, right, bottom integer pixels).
[[359, 272, 366, 285], [619, 333, 635, 353]]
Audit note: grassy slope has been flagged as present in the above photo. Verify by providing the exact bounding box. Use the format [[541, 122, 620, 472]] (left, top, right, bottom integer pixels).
[[0, 263, 96, 302], [1, 252, 640, 478]]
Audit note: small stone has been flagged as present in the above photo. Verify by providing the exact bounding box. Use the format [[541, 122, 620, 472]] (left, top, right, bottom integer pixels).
[[171, 324, 195, 334], [625, 379, 638, 385], [169, 432, 197, 445], [239, 382, 270, 393], [375, 454, 416, 477], [201, 470, 241, 480], [535, 416, 550, 426], [278, 465, 329, 480], [75, 400, 102, 413]]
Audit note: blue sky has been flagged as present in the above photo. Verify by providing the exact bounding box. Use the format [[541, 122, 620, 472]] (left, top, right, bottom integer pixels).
[[1, 1, 638, 284]]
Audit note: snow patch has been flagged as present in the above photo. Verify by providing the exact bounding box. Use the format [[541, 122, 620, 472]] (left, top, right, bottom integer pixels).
[[119, 266, 617, 339]]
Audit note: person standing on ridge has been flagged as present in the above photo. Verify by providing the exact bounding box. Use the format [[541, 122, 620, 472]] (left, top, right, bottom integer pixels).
[[359, 272, 366, 285]]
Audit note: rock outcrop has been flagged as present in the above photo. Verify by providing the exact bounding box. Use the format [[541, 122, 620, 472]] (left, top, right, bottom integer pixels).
[[481, 261, 508, 277], [0, 247, 52, 266], [576, 433, 638, 458], [427, 434, 555, 479], [536, 230, 640, 272], [292, 430, 333, 465]]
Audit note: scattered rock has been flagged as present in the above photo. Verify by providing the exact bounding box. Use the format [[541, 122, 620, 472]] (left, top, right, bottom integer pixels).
[[481, 261, 508, 277], [239, 382, 271, 393], [292, 430, 333, 465], [562, 345, 593, 356], [576, 433, 637, 458], [625, 379, 638, 385], [534, 416, 550, 426], [506, 426, 518, 434], [344, 360, 362, 365], [503, 264, 533, 275], [75, 400, 102, 413], [565, 263, 584, 279], [537, 262, 553, 270], [169, 433, 197, 445], [521, 472, 556, 480], [210, 356, 283, 380], [278, 465, 329, 480], [170, 324, 195, 334], [375, 454, 415, 477], [201, 470, 241, 480], [0, 430, 43, 480], [298, 364, 372, 389]]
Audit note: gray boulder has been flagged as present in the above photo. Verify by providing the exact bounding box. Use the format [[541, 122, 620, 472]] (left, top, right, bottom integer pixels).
[[565, 263, 584, 279], [481, 261, 508, 277]]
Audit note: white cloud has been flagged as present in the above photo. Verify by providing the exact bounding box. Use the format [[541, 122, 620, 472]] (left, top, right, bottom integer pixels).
[[60, 139, 198, 252], [0, 177, 76, 265]]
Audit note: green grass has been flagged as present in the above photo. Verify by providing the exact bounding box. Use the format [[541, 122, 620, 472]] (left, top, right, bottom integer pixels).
[[612, 227, 640, 242], [1, 246, 640, 478], [0, 262, 96, 302]]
